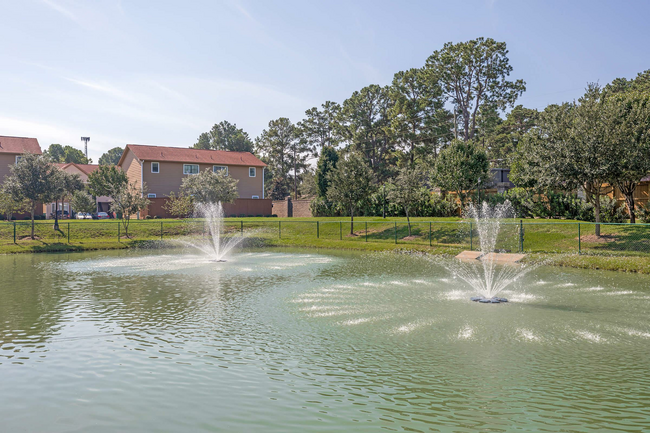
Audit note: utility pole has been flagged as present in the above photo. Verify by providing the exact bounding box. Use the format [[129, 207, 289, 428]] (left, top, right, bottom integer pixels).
[[81, 137, 90, 161]]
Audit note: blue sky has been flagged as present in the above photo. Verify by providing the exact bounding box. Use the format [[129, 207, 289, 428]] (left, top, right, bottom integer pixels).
[[1, 0, 649, 162]]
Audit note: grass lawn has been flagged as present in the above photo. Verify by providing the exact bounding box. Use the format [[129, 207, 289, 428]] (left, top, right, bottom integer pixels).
[[1, 216, 649, 273]]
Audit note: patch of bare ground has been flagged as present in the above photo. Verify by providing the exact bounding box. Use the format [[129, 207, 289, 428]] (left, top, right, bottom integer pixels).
[[18, 235, 42, 241], [401, 235, 419, 241], [577, 234, 619, 243]]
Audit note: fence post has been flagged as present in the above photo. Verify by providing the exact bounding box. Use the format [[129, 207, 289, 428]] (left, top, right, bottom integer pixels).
[[160, 221, 163, 240], [394, 222, 397, 244], [339, 221, 342, 240], [13, 222, 16, 244], [117, 221, 120, 242], [578, 223, 581, 255], [317, 221, 319, 239], [279, 221, 281, 239], [365, 221, 368, 242], [67, 222, 70, 243], [470, 222, 473, 251], [241, 220, 243, 236], [429, 222, 432, 247], [519, 219, 524, 252]]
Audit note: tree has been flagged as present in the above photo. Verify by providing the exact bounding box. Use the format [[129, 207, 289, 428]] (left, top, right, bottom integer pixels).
[[390, 68, 450, 165], [70, 190, 96, 215], [339, 85, 396, 181], [425, 38, 526, 141], [194, 121, 254, 153], [299, 168, 318, 198], [49, 170, 83, 230], [479, 105, 538, 165], [604, 90, 650, 223], [388, 167, 427, 236], [315, 146, 339, 199], [162, 192, 194, 218], [256, 118, 308, 200], [98, 147, 124, 165], [180, 169, 239, 204], [297, 101, 341, 157], [326, 152, 376, 235], [110, 181, 150, 238], [88, 165, 128, 198], [434, 139, 489, 205], [3, 153, 59, 239], [510, 85, 614, 235], [0, 190, 29, 221], [44, 144, 91, 164]]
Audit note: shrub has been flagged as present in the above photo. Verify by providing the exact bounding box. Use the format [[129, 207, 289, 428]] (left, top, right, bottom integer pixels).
[[144, 215, 152, 219]]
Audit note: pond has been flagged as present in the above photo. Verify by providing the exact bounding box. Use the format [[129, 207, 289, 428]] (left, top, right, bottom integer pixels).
[[1, 248, 649, 432]]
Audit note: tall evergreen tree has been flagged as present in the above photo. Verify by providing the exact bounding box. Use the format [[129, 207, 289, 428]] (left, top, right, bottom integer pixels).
[[193, 121, 254, 152], [315, 146, 339, 199], [297, 101, 341, 157]]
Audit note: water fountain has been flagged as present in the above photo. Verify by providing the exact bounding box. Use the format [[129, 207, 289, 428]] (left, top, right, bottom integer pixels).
[[447, 201, 536, 303], [181, 201, 245, 262]]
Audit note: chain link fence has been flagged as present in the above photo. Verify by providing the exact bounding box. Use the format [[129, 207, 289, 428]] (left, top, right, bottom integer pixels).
[[1, 219, 649, 256]]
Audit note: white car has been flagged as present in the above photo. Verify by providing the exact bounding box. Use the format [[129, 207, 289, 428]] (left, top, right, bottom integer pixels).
[[76, 212, 92, 219]]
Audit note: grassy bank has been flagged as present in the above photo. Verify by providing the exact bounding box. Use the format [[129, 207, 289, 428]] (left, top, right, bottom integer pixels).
[[1, 217, 650, 273]]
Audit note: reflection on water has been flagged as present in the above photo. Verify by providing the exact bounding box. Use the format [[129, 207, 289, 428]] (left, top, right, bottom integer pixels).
[[0, 248, 649, 432]]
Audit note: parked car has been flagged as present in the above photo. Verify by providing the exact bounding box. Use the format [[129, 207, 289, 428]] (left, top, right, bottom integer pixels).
[[75, 212, 92, 219], [97, 212, 110, 220]]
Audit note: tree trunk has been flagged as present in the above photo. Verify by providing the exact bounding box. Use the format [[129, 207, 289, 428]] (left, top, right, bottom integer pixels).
[[625, 194, 636, 223], [406, 208, 411, 236], [30, 201, 35, 240], [54, 199, 59, 231], [350, 207, 354, 235], [594, 198, 601, 237]]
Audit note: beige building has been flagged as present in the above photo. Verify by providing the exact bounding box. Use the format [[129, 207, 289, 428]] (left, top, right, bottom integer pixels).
[[117, 144, 271, 217], [0, 135, 42, 183]]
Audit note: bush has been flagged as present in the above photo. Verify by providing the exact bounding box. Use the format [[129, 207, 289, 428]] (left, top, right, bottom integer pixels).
[[153, 215, 161, 219], [144, 215, 152, 219], [637, 203, 650, 223], [598, 196, 627, 223], [310, 197, 345, 217]]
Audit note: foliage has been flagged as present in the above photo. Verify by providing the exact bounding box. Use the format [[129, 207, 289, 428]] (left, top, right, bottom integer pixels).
[[486, 189, 594, 220], [433, 139, 489, 203], [193, 121, 254, 153], [387, 167, 427, 235], [98, 147, 124, 165], [0, 190, 29, 220], [256, 117, 309, 199], [315, 146, 339, 199], [70, 190, 96, 215], [110, 181, 150, 238], [179, 169, 239, 204], [339, 84, 396, 182], [602, 90, 650, 222], [49, 170, 84, 228], [3, 153, 59, 238], [298, 168, 318, 198], [88, 165, 128, 197], [425, 37, 526, 141], [326, 152, 376, 233], [163, 192, 194, 218], [297, 101, 341, 157], [390, 68, 449, 165], [478, 105, 538, 165], [44, 143, 91, 164]]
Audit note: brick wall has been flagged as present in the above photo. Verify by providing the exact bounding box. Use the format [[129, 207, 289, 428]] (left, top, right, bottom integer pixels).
[[271, 197, 312, 217], [142, 198, 273, 218]]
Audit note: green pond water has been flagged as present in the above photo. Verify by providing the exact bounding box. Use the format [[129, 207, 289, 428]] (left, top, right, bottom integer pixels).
[[1, 248, 649, 432]]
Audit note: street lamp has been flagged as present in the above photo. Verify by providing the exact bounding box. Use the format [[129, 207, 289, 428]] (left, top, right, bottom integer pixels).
[[81, 137, 90, 160]]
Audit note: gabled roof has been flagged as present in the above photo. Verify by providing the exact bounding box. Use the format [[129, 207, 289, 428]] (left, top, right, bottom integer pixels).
[[54, 162, 102, 176], [0, 136, 42, 154], [118, 144, 267, 167]]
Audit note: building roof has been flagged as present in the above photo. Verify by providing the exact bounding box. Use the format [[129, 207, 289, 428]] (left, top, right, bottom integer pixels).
[[0, 136, 42, 154], [118, 144, 267, 167], [54, 162, 102, 176]]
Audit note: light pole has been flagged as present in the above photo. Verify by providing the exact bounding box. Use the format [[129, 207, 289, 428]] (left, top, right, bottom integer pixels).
[[81, 137, 90, 161]]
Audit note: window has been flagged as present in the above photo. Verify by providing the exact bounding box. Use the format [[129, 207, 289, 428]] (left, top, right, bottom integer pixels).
[[213, 165, 228, 175], [147, 193, 157, 198], [15, 156, 22, 164], [249, 167, 256, 177], [151, 162, 159, 173], [252, 195, 259, 199], [183, 164, 199, 175]]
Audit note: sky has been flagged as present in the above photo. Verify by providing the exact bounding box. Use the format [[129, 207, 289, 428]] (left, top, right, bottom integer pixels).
[[1, 0, 649, 162]]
